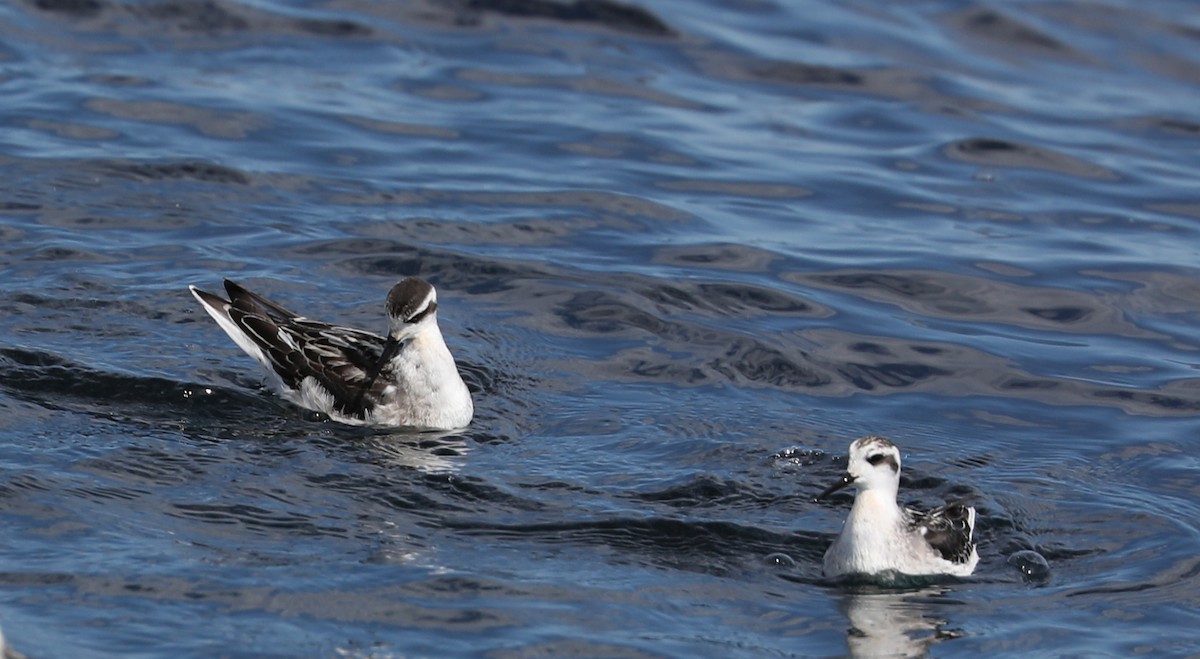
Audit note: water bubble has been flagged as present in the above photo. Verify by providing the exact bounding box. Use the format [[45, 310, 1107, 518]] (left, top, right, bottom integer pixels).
[[764, 552, 796, 568], [773, 447, 822, 466], [1007, 550, 1050, 583]]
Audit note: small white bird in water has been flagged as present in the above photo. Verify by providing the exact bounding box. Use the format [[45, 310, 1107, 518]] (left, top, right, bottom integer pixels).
[[817, 436, 978, 579], [189, 277, 473, 430]]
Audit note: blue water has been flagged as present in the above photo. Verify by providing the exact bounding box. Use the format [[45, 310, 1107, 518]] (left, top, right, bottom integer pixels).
[[1, 0, 1199, 656]]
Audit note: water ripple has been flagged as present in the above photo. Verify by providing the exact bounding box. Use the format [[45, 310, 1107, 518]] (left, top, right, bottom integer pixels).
[[1, 0, 1199, 655]]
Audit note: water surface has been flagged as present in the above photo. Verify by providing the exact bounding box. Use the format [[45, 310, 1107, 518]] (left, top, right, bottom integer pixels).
[[1, 0, 1199, 656]]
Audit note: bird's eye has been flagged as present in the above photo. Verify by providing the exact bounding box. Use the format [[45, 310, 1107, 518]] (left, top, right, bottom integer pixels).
[[867, 454, 885, 466]]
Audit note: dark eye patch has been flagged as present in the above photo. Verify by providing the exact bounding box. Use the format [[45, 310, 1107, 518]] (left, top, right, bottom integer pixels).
[[406, 301, 438, 324], [867, 452, 899, 472]]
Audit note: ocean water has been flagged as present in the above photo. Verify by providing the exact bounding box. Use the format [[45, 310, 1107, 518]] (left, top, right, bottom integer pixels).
[[1, 0, 1199, 656]]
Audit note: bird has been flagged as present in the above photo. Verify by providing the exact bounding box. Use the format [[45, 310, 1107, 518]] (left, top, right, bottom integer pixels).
[[189, 277, 473, 430], [816, 435, 978, 579]]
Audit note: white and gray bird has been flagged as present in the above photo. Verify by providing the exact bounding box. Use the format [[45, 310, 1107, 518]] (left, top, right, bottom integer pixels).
[[817, 436, 978, 579], [189, 277, 473, 430]]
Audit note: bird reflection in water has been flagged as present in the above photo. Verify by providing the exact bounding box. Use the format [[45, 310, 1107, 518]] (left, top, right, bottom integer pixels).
[[838, 587, 964, 658]]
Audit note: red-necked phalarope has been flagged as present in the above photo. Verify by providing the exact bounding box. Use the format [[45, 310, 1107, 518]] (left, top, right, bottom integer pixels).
[[189, 278, 473, 430], [817, 436, 978, 579]]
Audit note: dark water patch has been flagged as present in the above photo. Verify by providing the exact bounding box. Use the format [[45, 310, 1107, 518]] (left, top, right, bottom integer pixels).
[[688, 49, 989, 112], [1091, 387, 1200, 414], [633, 475, 747, 508], [740, 61, 866, 88], [304, 472, 471, 518], [0, 345, 283, 426], [836, 361, 950, 391], [423, 471, 550, 513], [4, 292, 170, 321], [292, 17, 374, 38], [540, 280, 1049, 397], [84, 98, 263, 140], [559, 289, 671, 336], [458, 358, 509, 398], [455, 67, 706, 110], [558, 132, 700, 166], [1047, 536, 1200, 617], [379, 215, 599, 248], [651, 243, 780, 272], [794, 269, 1148, 337], [130, 0, 250, 33], [450, 517, 820, 577], [67, 482, 149, 502], [167, 502, 347, 536], [1153, 117, 1200, 136], [0, 473, 58, 497], [546, 286, 831, 387], [712, 340, 827, 389], [0, 159, 226, 237], [655, 179, 812, 199], [35, 209, 200, 231], [1084, 269, 1200, 316], [807, 271, 945, 299], [1020, 306, 1089, 323], [28, 0, 374, 42], [943, 138, 1116, 180], [328, 188, 694, 224], [0, 571, 77, 588], [30, 0, 103, 17], [74, 446, 213, 488], [806, 329, 1200, 415], [85, 73, 151, 87], [638, 280, 824, 318], [463, 0, 673, 37], [16, 244, 115, 263], [630, 466, 810, 521], [1146, 201, 1200, 222], [546, 299, 950, 392], [338, 477, 472, 518], [1120, 115, 1200, 139], [692, 281, 819, 316], [26, 117, 119, 141], [455, 188, 693, 223], [340, 251, 546, 297], [485, 639, 665, 659], [401, 81, 488, 102], [41, 571, 523, 635], [945, 7, 1073, 57], [338, 115, 460, 140], [289, 237, 410, 256], [101, 159, 250, 185], [0, 200, 40, 212]]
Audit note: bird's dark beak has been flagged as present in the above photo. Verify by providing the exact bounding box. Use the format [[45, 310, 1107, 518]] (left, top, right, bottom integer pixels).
[[362, 335, 402, 387], [349, 336, 403, 412], [376, 335, 402, 365], [815, 472, 856, 501]]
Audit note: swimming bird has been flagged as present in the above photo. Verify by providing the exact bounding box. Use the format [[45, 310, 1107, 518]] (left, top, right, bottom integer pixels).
[[817, 436, 978, 579], [189, 277, 473, 430]]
